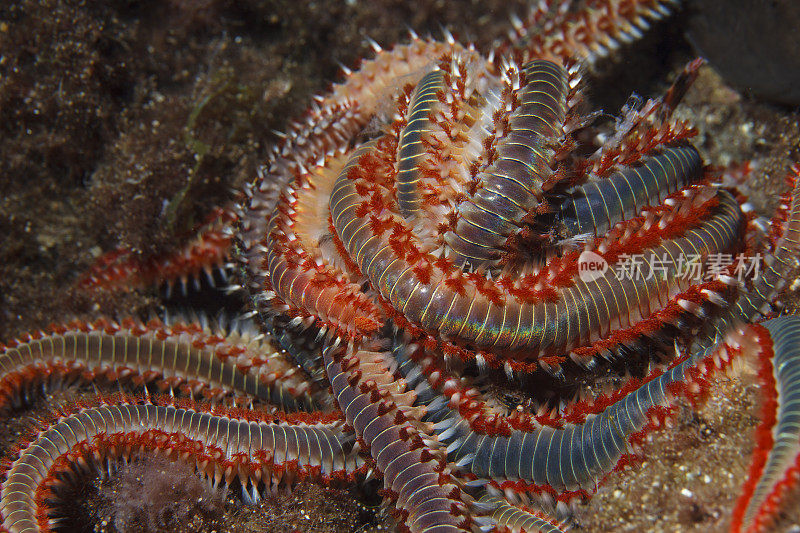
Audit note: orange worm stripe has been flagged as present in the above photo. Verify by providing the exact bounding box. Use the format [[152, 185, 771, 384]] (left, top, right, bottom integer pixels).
[[80, 207, 236, 292], [518, 0, 680, 65], [732, 317, 800, 533]]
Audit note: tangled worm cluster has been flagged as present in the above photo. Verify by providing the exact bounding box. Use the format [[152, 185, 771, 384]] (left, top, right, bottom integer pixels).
[[3, 1, 800, 532]]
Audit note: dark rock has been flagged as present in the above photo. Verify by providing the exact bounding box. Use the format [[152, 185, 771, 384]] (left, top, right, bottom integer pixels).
[[687, 0, 800, 106]]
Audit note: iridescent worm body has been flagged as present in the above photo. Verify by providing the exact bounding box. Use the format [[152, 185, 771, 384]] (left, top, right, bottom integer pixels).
[[397, 69, 445, 217], [0, 402, 360, 533], [332, 141, 744, 357], [323, 341, 472, 532], [0, 318, 321, 412], [444, 60, 569, 269], [477, 494, 565, 533], [560, 144, 703, 236], [439, 335, 739, 492]]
